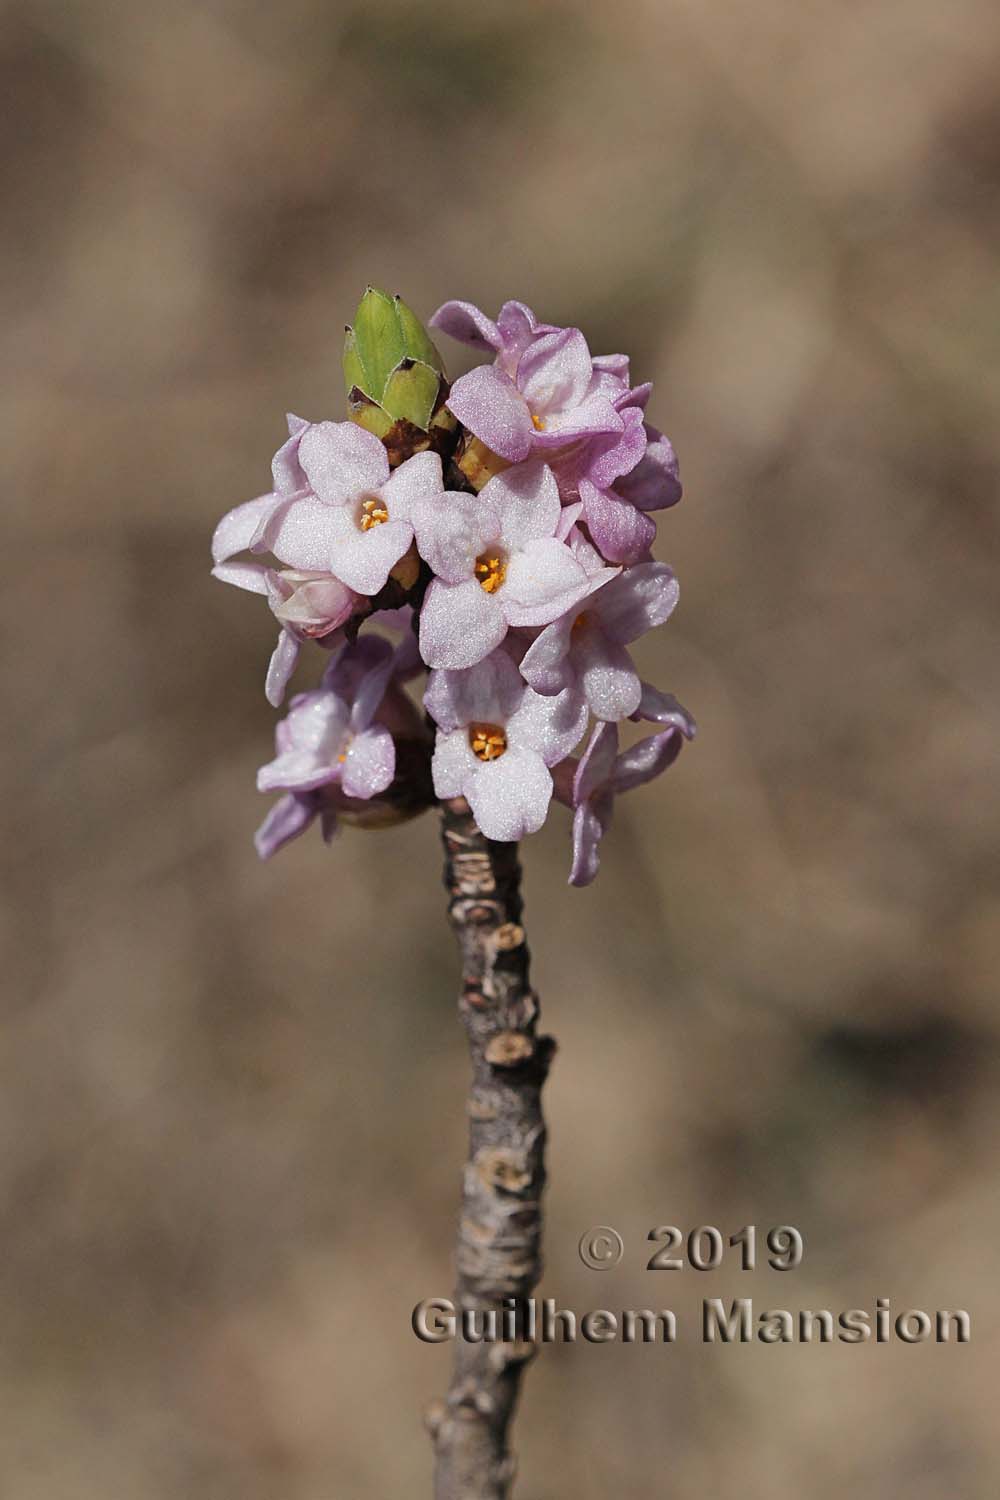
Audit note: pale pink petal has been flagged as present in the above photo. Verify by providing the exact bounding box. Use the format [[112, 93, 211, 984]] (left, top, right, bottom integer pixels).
[[586, 406, 647, 490], [349, 646, 396, 732], [328, 518, 413, 595], [429, 300, 502, 354], [532, 392, 623, 444], [594, 561, 679, 644], [211, 560, 271, 594], [616, 426, 682, 511], [255, 794, 316, 860], [519, 612, 576, 696], [507, 684, 588, 766], [257, 750, 339, 794], [271, 422, 308, 494], [573, 721, 619, 803], [569, 794, 614, 887], [446, 365, 535, 463], [424, 651, 524, 732], [501, 538, 591, 628], [341, 725, 395, 799], [211, 494, 282, 564], [612, 728, 685, 793], [411, 492, 501, 585], [574, 624, 641, 721], [580, 480, 657, 565], [483, 461, 561, 549], [379, 450, 444, 523], [298, 420, 390, 505], [431, 728, 478, 798], [633, 684, 697, 738], [518, 328, 593, 416], [265, 629, 301, 707], [592, 353, 630, 381], [266, 496, 355, 571], [418, 577, 508, 670], [467, 749, 553, 841]]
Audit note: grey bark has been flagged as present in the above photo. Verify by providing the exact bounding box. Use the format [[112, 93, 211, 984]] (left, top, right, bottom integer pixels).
[[428, 797, 554, 1500]]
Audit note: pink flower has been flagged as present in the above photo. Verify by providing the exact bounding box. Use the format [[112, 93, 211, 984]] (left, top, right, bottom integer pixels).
[[425, 648, 587, 842], [554, 697, 695, 885], [418, 462, 611, 671], [254, 635, 412, 858], [443, 327, 626, 465], [520, 562, 680, 721], [213, 416, 465, 600]]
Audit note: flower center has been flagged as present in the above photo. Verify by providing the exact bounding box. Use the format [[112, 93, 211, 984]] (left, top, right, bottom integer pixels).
[[469, 722, 508, 761], [474, 551, 507, 594], [358, 494, 389, 531], [531, 412, 546, 432]]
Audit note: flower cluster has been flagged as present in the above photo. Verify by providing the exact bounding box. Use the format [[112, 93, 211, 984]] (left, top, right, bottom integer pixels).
[[212, 290, 693, 883]]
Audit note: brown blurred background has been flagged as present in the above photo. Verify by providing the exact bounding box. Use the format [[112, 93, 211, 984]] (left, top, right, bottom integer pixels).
[[3, 0, 999, 1494]]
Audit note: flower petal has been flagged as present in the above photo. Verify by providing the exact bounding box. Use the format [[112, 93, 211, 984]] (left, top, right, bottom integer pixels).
[[612, 728, 685, 793], [467, 749, 553, 841], [593, 561, 679, 644], [418, 576, 508, 670], [298, 420, 390, 505], [580, 480, 657, 565], [211, 495, 281, 564], [424, 650, 524, 732], [328, 518, 413, 595], [429, 300, 502, 354], [271, 422, 308, 494], [518, 328, 593, 415], [341, 724, 395, 799], [412, 491, 501, 585], [379, 450, 444, 523], [254, 793, 317, 860], [446, 365, 535, 463], [575, 624, 641, 721], [585, 406, 648, 490], [431, 727, 478, 798], [518, 612, 576, 696], [573, 721, 619, 804], [530, 392, 623, 446], [265, 496, 355, 571], [569, 793, 614, 886], [211, 560, 271, 594], [265, 629, 301, 707], [483, 461, 561, 549], [616, 426, 682, 511], [633, 683, 697, 738], [501, 538, 591, 628], [507, 683, 588, 766]]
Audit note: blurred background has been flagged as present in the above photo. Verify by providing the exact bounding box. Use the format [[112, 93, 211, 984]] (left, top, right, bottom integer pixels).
[[3, 0, 999, 1494]]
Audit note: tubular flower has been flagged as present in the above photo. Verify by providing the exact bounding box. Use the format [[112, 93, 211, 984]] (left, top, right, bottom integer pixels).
[[425, 649, 587, 842], [442, 325, 626, 466], [520, 562, 680, 721], [554, 697, 696, 886], [418, 461, 613, 671]]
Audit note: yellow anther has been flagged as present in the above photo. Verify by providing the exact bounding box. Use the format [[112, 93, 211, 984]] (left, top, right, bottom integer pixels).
[[359, 494, 389, 531], [469, 723, 508, 761], [474, 552, 507, 594], [571, 610, 589, 636], [531, 413, 546, 431]]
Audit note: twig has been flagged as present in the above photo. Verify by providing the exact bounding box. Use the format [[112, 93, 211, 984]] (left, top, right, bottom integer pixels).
[[428, 798, 555, 1500]]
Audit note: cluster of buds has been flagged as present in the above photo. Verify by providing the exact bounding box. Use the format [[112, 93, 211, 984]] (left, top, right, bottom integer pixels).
[[212, 289, 694, 883]]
